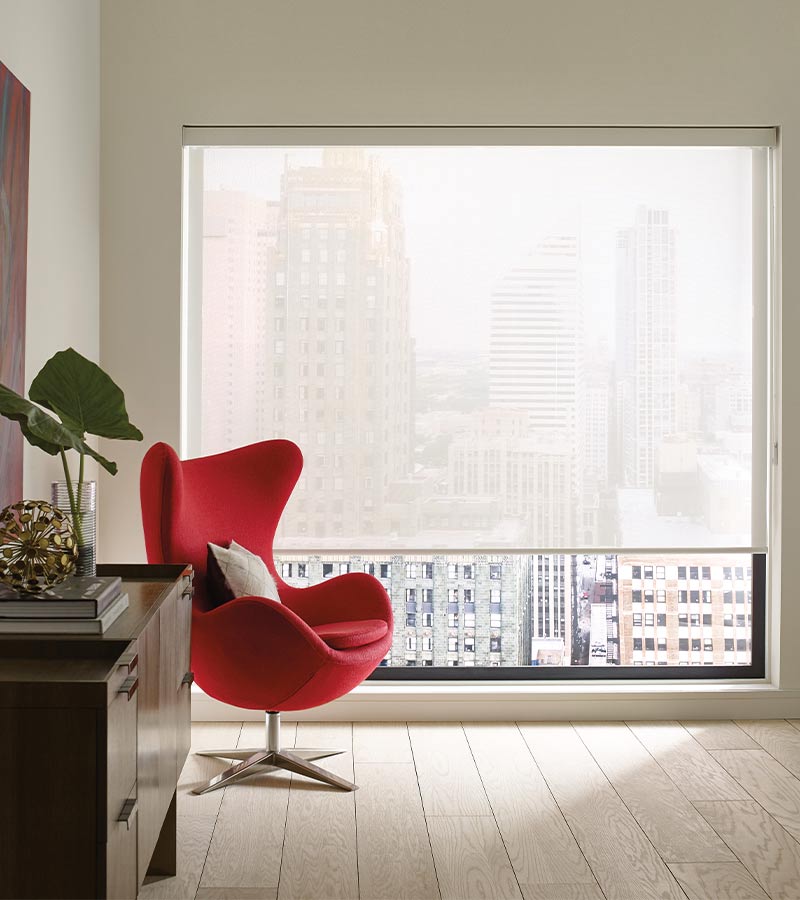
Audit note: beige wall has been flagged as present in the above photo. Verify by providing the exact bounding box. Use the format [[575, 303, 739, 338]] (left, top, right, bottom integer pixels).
[[0, 0, 100, 498], [100, 1, 799, 687]]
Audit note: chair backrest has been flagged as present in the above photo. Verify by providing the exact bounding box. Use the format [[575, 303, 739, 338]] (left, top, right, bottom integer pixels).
[[140, 440, 303, 611]]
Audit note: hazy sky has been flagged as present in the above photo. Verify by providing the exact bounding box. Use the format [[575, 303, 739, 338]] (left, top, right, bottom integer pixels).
[[203, 144, 758, 357]]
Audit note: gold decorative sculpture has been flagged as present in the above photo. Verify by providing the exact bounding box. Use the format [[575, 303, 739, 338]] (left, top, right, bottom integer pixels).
[[0, 500, 78, 593]]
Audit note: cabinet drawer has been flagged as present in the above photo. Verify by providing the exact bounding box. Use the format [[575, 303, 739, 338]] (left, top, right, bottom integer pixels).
[[105, 781, 137, 900], [106, 662, 138, 841], [107, 641, 138, 702]]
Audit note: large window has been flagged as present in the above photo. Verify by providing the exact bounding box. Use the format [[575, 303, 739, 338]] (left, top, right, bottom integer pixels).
[[183, 128, 773, 678]]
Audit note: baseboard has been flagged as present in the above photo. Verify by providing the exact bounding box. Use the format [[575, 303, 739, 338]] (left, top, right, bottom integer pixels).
[[191, 681, 800, 721]]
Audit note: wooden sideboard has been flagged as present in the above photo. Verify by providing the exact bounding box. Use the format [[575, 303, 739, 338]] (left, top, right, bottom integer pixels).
[[0, 564, 193, 900]]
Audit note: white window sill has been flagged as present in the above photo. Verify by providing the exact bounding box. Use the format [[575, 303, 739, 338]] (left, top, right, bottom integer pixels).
[[191, 679, 800, 721]]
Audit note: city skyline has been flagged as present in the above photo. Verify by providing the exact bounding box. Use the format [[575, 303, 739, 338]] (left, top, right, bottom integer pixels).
[[203, 145, 755, 356], [274, 551, 754, 669]]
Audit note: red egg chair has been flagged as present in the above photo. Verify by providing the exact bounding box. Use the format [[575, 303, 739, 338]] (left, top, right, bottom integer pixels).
[[140, 440, 393, 793]]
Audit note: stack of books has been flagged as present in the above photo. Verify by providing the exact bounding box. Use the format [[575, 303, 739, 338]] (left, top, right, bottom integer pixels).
[[0, 576, 129, 634]]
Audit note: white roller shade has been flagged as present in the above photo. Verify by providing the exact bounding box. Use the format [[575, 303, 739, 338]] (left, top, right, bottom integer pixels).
[[182, 130, 772, 553]]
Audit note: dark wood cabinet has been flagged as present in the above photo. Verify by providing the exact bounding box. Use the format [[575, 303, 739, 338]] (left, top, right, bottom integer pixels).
[[0, 565, 192, 900]]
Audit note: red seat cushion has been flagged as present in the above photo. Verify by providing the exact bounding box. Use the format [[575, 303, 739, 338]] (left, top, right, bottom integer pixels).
[[312, 618, 389, 650]]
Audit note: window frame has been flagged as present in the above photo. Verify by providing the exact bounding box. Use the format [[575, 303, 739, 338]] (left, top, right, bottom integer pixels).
[[182, 126, 775, 683]]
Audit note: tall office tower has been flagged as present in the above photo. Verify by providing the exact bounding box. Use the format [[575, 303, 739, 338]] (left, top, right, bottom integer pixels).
[[488, 235, 583, 544], [275, 553, 527, 667], [268, 149, 413, 542], [615, 207, 677, 488], [584, 357, 612, 489], [581, 356, 613, 544], [490, 235, 583, 432], [201, 191, 279, 454], [616, 556, 752, 666], [529, 554, 571, 664]]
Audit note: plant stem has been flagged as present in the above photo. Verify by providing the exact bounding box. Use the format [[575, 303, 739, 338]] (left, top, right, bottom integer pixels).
[[59, 448, 84, 546], [77, 451, 84, 536]]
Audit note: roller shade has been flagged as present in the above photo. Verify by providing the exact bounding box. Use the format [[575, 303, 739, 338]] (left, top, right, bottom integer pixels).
[[182, 130, 771, 553]]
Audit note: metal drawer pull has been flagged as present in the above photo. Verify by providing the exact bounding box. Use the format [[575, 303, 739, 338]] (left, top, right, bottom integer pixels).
[[118, 651, 138, 672], [117, 798, 138, 830], [182, 671, 195, 686], [118, 675, 139, 700]]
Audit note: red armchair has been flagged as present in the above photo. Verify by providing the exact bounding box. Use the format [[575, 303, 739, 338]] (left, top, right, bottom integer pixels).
[[140, 440, 393, 793]]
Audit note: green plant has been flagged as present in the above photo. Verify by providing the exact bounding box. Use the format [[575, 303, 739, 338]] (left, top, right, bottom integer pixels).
[[0, 348, 142, 548]]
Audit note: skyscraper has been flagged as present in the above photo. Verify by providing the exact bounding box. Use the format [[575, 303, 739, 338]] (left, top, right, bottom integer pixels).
[[267, 149, 413, 543], [486, 234, 583, 650], [489, 235, 583, 443], [530, 554, 571, 663], [584, 355, 612, 490], [201, 190, 278, 454], [615, 206, 677, 488], [487, 234, 583, 541]]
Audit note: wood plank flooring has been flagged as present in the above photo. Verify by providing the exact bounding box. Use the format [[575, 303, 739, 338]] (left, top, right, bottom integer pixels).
[[140, 720, 800, 900]]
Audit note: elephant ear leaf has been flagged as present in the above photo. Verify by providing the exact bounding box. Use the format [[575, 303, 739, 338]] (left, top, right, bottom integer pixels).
[[29, 348, 143, 442], [0, 383, 119, 475], [0, 383, 72, 455]]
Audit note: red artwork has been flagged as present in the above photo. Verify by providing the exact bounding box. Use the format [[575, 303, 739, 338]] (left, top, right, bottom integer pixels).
[[0, 62, 30, 509]]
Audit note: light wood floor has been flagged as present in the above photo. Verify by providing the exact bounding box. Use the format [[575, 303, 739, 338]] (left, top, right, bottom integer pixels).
[[138, 719, 800, 900]]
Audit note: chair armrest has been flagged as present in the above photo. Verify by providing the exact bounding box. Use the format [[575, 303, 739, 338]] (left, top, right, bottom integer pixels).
[[279, 572, 393, 628]]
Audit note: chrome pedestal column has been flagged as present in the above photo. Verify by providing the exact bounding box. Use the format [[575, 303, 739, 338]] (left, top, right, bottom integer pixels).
[[192, 711, 356, 794]]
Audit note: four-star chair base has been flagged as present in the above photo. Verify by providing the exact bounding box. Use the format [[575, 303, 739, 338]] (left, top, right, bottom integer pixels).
[[192, 711, 357, 794]]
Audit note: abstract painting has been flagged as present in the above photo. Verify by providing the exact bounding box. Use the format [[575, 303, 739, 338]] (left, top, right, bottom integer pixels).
[[0, 62, 30, 509]]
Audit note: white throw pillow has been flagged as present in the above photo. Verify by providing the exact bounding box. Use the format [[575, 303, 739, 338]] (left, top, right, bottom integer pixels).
[[207, 540, 281, 603]]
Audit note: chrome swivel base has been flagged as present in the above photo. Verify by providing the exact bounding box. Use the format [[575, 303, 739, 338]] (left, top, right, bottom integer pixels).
[[192, 711, 357, 794]]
